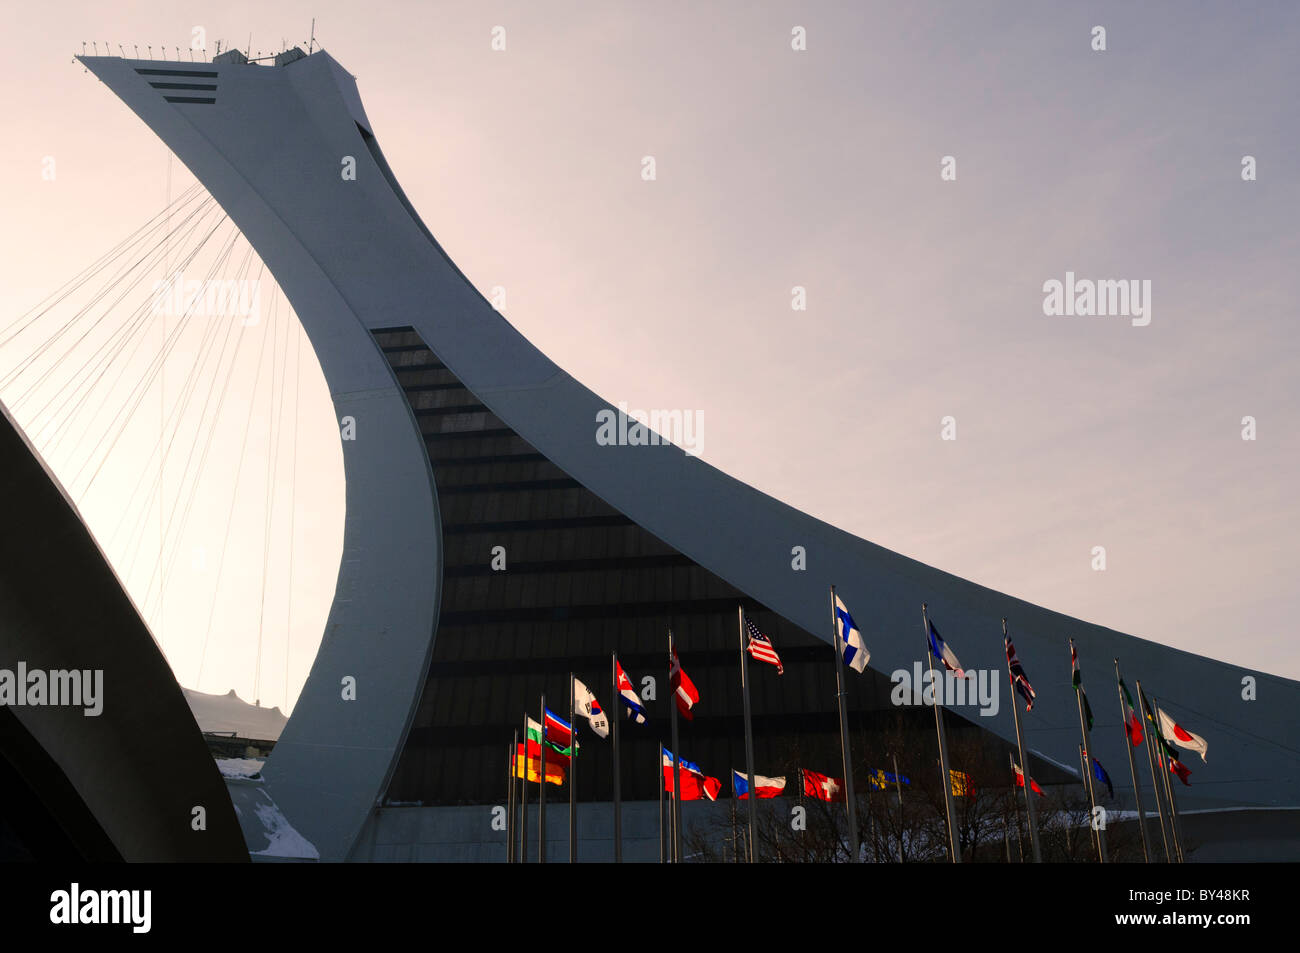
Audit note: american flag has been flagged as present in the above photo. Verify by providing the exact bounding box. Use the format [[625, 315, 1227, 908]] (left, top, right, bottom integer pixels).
[[744, 617, 784, 675]]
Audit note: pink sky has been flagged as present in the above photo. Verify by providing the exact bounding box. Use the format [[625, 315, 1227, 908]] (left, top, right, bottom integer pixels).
[[2, 2, 1297, 711]]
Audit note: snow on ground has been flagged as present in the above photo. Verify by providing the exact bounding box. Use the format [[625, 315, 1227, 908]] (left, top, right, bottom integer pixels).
[[215, 758, 265, 779], [252, 792, 320, 859]]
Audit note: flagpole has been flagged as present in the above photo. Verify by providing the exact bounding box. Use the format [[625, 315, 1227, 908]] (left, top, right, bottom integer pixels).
[[1071, 639, 1108, 862], [922, 603, 960, 863], [670, 763, 678, 862], [738, 605, 759, 862], [1165, 765, 1186, 863], [658, 742, 665, 864], [892, 752, 904, 863], [1135, 680, 1172, 861], [669, 630, 683, 864], [1004, 619, 1041, 863], [506, 733, 517, 858], [520, 714, 529, 863], [539, 693, 547, 864], [507, 734, 516, 863], [1156, 697, 1188, 864], [611, 650, 621, 858], [1114, 660, 1151, 863], [1151, 693, 1186, 863], [1077, 743, 1093, 859], [1008, 752, 1025, 863], [865, 759, 876, 863], [1153, 729, 1183, 862], [862, 736, 875, 863], [729, 796, 738, 863], [569, 672, 577, 864], [1082, 707, 1109, 864], [829, 585, 860, 862], [797, 769, 808, 863]]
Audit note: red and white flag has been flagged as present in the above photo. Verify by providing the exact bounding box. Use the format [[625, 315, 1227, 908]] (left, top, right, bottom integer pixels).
[[733, 770, 786, 799], [1157, 707, 1208, 762], [744, 616, 784, 675], [802, 768, 845, 802], [1012, 760, 1045, 797], [669, 640, 699, 721], [661, 750, 721, 800]]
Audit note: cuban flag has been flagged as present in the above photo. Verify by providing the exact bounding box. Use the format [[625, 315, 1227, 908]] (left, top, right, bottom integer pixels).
[[615, 659, 647, 724], [833, 595, 870, 673], [928, 619, 968, 677], [732, 770, 786, 799]]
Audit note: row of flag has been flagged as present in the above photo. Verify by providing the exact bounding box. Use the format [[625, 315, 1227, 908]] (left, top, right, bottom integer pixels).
[[508, 589, 1211, 864], [519, 607, 1210, 787], [569, 609, 1206, 782], [652, 759, 919, 803], [1071, 642, 1207, 783]]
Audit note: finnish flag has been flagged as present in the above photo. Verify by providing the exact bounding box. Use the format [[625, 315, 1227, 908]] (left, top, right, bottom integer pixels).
[[834, 594, 870, 674]]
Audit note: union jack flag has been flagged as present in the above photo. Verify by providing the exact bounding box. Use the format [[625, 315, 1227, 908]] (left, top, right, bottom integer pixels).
[[1005, 635, 1036, 711], [744, 617, 784, 675]]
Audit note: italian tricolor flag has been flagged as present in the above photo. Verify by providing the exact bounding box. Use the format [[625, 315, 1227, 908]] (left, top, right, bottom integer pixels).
[[1120, 679, 1144, 746]]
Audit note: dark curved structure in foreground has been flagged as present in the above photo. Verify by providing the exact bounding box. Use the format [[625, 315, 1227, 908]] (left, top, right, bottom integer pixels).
[[0, 402, 247, 861]]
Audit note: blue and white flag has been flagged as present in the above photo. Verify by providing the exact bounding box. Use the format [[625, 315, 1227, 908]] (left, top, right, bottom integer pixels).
[[833, 594, 870, 673], [928, 619, 968, 677], [661, 748, 702, 776]]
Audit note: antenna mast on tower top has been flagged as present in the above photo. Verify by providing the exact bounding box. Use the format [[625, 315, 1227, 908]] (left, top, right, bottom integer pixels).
[[308, 18, 316, 55]]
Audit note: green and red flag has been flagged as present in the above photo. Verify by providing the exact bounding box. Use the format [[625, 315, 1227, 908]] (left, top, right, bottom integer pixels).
[[526, 714, 575, 766], [1119, 678, 1144, 746]]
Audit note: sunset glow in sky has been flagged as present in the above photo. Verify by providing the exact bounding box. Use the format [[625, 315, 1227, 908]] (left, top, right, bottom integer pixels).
[[2, 2, 1297, 713]]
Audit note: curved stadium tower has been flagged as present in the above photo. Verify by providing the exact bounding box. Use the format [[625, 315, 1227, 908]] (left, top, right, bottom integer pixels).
[[68, 47, 1300, 862]]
